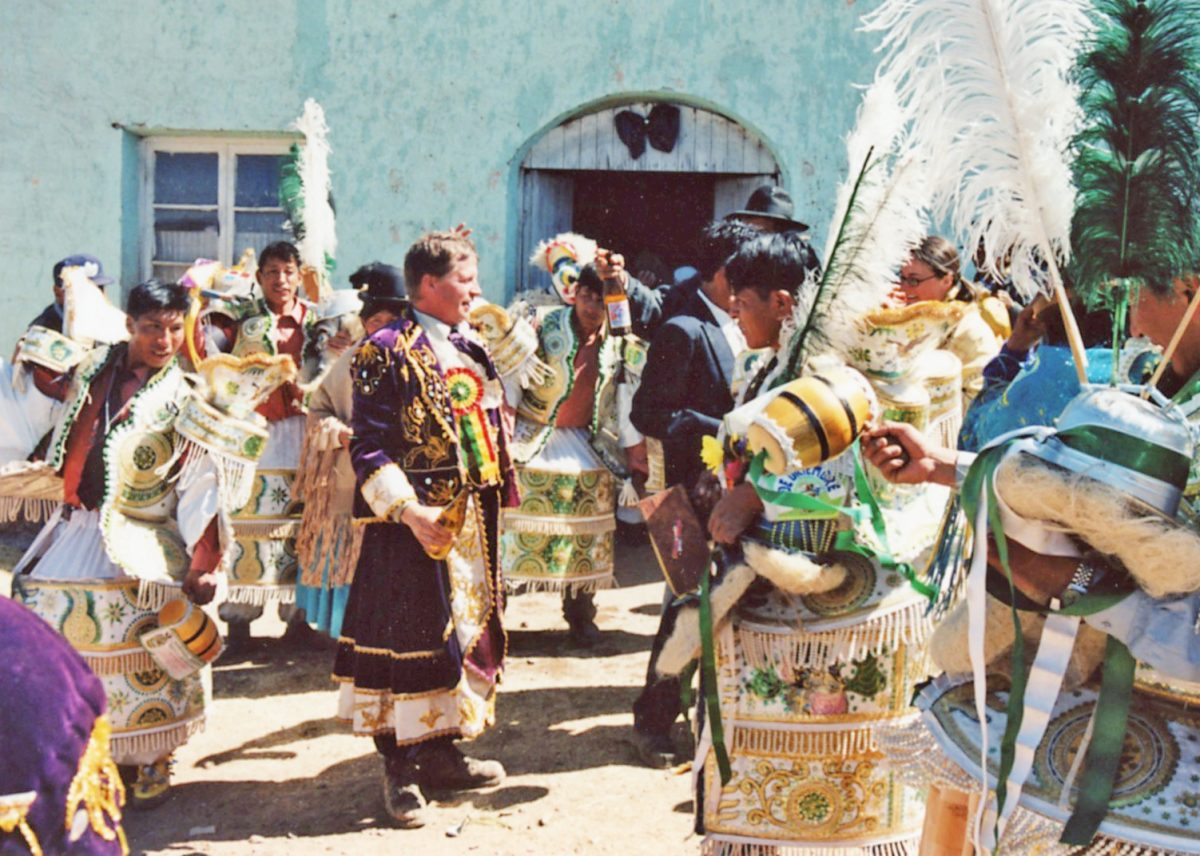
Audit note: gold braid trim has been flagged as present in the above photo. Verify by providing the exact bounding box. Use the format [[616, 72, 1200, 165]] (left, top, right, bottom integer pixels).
[[0, 792, 41, 856], [64, 715, 129, 855]]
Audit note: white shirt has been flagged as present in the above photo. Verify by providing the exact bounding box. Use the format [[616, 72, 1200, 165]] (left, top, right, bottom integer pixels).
[[412, 309, 467, 372], [697, 289, 747, 360]]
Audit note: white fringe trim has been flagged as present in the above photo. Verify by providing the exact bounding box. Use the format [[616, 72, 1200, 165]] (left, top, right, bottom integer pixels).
[[178, 437, 257, 511], [735, 599, 934, 674], [701, 834, 920, 856], [507, 576, 617, 596], [136, 579, 183, 611], [232, 520, 301, 539], [728, 722, 883, 759], [223, 584, 296, 606], [80, 648, 157, 676], [111, 715, 205, 762], [501, 513, 616, 536], [0, 496, 58, 523]]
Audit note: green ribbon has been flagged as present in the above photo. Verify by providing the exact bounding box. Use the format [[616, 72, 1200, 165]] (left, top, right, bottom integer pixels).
[[1060, 636, 1136, 845], [746, 446, 936, 601], [700, 549, 732, 784], [1055, 425, 1191, 488], [962, 442, 1136, 846]]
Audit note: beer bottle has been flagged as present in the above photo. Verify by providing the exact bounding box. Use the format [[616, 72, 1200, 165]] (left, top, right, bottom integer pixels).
[[603, 269, 633, 337]]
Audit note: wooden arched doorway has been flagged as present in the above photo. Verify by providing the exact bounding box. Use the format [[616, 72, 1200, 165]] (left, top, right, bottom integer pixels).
[[516, 99, 782, 294]]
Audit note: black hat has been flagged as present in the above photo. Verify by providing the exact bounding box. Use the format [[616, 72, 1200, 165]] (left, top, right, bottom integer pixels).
[[724, 185, 809, 232], [53, 254, 113, 288], [350, 262, 407, 304]]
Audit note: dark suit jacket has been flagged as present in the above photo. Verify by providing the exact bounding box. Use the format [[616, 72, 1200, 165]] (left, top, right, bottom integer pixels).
[[28, 302, 63, 333], [630, 282, 736, 490]]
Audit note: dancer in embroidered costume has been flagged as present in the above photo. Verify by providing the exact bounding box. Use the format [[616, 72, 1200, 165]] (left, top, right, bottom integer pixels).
[[653, 226, 958, 855], [489, 232, 648, 646], [333, 230, 514, 828], [294, 266, 407, 639], [203, 241, 355, 646], [4, 279, 245, 810]]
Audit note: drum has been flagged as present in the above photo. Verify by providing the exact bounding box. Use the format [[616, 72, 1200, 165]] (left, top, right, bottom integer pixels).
[[700, 554, 934, 855], [746, 366, 878, 476], [139, 598, 223, 680], [906, 671, 1200, 855]]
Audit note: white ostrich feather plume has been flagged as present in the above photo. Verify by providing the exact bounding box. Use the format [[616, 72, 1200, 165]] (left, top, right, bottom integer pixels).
[[781, 73, 930, 379], [290, 98, 338, 278], [863, 0, 1091, 301]]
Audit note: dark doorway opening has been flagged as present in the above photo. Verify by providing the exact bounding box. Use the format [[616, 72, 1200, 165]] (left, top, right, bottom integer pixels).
[[572, 171, 717, 286]]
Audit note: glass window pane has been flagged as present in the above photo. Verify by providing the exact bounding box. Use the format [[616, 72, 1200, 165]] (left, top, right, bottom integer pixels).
[[154, 208, 219, 262], [236, 154, 285, 207], [235, 210, 292, 260], [152, 261, 191, 283], [154, 152, 218, 205]]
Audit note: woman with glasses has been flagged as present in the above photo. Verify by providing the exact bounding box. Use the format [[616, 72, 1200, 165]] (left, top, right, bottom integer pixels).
[[894, 235, 1008, 403]]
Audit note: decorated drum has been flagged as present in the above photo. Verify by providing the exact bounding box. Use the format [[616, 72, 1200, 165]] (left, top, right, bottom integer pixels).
[[746, 366, 878, 476], [701, 560, 934, 855], [140, 598, 223, 680], [12, 577, 205, 765], [902, 672, 1200, 855]]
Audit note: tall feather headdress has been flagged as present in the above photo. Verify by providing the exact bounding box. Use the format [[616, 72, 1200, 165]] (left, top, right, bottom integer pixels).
[[1070, 0, 1200, 309], [779, 73, 931, 382], [279, 98, 338, 297], [864, 0, 1093, 378]]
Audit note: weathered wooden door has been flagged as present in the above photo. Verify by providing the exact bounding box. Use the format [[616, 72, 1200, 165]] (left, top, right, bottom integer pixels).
[[515, 101, 781, 295]]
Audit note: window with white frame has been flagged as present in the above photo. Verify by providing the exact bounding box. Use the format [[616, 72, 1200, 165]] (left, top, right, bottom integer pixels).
[[141, 137, 298, 283]]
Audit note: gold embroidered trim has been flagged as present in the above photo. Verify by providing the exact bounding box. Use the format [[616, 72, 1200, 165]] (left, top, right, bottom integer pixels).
[[338, 640, 443, 661], [0, 792, 41, 856], [64, 715, 128, 855]]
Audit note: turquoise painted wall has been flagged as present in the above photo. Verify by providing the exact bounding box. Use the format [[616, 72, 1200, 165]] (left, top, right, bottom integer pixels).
[[0, 0, 881, 349]]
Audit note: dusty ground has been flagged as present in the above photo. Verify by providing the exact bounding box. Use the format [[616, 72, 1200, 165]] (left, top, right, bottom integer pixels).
[[2, 533, 698, 856]]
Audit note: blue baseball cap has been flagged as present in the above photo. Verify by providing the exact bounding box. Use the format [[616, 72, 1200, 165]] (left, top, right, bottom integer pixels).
[[53, 254, 113, 287]]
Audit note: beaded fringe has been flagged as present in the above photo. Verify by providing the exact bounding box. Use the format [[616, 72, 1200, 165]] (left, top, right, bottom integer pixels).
[[81, 648, 156, 676], [734, 600, 934, 674], [136, 579, 182, 611], [729, 723, 886, 759], [507, 576, 617, 596], [700, 834, 919, 856], [110, 716, 204, 763], [232, 520, 301, 540], [501, 514, 616, 536], [177, 438, 257, 511], [0, 496, 57, 523], [871, 715, 977, 792], [224, 583, 296, 606]]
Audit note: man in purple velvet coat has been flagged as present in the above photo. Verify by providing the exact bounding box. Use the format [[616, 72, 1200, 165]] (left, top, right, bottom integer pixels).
[[332, 230, 517, 828]]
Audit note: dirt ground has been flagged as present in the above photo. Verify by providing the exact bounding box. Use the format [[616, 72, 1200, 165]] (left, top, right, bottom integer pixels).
[[2, 534, 699, 856]]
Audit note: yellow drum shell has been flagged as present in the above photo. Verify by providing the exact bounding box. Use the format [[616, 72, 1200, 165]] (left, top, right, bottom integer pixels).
[[157, 599, 222, 662], [747, 368, 876, 476]]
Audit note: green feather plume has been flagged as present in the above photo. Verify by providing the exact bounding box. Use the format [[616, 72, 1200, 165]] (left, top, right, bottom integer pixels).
[[1071, 0, 1200, 305], [278, 142, 306, 240]]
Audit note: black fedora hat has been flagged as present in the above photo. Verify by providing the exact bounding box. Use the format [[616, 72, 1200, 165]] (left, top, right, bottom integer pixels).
[[724, 185, 809, 232]]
